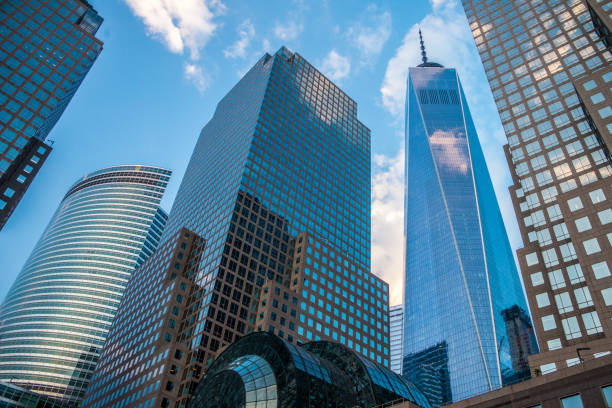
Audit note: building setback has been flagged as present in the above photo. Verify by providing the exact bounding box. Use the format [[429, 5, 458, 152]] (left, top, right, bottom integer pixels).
[[402, 37, 537, 405], [0, 0, 103, 230], [0, 165, 171, 406], [390, 304, 403, 375], [462, 0, 612, 374], [81, 47, 390, 408]]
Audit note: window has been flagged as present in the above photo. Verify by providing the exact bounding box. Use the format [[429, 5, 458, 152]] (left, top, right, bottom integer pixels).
[[526, 252, 539, 266], [602, 385, 612, 407], [567, 264, 585, 284], [593, 262, 611, 279], [599, 209, 612, 225], [602, 287, 612, 306], [555, 292, 573, 314], [531, 272, 544, 286], [575, 216, 591, 232], [549, 269, 566, 289], [536, 293, 550, 308], [583, 238, 601, 255], [582, 311, 603, 335], [561, 316, 581, 340], [542, 314, 556, 331], [540, 362, 556, 374], [574, 287, 593, 308], [568, 196, 583, 211], [590, 189, 605, 204], [547, 338, 561, 350]]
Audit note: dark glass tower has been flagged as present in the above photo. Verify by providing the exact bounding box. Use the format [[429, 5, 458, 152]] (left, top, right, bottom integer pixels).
[[403, 39, 537, 405], [82, 47, 387, 408], [0, 0, 103, 230]]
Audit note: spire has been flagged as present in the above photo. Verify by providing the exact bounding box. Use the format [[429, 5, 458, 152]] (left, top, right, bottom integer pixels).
[[416, 28, 443, 68], [419, 28, 428, 65]]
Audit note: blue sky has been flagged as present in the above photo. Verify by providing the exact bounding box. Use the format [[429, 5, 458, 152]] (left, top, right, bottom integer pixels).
[[0, 0, 519, 305]]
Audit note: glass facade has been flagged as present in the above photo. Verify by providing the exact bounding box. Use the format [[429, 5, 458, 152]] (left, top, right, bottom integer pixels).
[[462, 0, 612, 373], [403, 65, 537, 404], [187, 332, 431, 408], [0, 165, 170, 406], [0, 0, 103, 230], [82, 47, 383, 408], [389, 304, 403, 375]]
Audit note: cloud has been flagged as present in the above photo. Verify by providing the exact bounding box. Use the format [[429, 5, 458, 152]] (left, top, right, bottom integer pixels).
[[223, 19, 255, 59], [273, 20, 303, 41], [429, 129, 469, 174], [124, 0, 225, 91], [376, 1, 524, 304], [347, 5, 391, 64], [124, 0, 224, 60], [371, 148, 405, 306], [184, 63, 207, 91], [321, 50, 351, 81]]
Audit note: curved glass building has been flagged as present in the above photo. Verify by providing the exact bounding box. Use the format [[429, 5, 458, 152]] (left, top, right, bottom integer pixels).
[[0, 165, 171, 406], [187, 332, 431, 408]]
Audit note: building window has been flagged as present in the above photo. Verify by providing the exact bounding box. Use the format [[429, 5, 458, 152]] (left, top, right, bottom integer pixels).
[[555, 292, 573, 314], [561, 316, 581, 340], [526, 252, 539, 266], [583, 238, 601, 255], [575, 216, 591, 232], [590, 189, 606, 204], [602, 385, 612, 407], [568, 196, 583, 211], [540, 362, 556, 374], [561, 394, 583, 408], [531, 272, 544, 286], [602, 288, 612, 307], [598, 209, 612, 225], [547, 338, 561, 351], [574, 287, 593, 309], [593, 261, 611, 279], [549, 269, 566, 289], [542, 314, 556, 331], [566, 264, 585, 284], [536, 293, 550, 308], [582, 311, 603, 335]]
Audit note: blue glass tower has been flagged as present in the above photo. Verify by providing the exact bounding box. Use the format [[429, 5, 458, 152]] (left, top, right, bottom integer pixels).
[[402, 36, 538, 405]]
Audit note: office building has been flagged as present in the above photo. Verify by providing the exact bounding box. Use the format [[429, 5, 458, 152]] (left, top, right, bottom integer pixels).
[[187, 331, 431, 408], [402, 34, 537, 404], [390, 304, 404, 375], [389, 354, 612, 408], [82, 47, 389, 408], [0, 382, 69, 408], [462, 0, 612, 374], [0, 165, 171, 406], [0, 0, 103, 230]]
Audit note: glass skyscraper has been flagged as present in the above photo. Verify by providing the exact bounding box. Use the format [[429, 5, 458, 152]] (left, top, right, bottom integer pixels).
[[0, 165, 170, 406], [462, 0, 612, 375], [402, 47, 537, 404], [0, 0, 103, 230], [389, 304, 404, 375], [82, 47, 389, 408]]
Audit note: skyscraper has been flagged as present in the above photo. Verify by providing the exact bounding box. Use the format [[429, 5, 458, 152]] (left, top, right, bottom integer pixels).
[[402, 34, 537, 404], [0, 165, 171, 406], [462, 0, 612, 374], [390, 304, 404, 375], [82, 47, 389, 408], [0, 0, 103, 230]]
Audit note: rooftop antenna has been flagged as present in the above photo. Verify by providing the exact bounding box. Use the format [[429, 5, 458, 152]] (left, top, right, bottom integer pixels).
[[419, 28, 428, 65]]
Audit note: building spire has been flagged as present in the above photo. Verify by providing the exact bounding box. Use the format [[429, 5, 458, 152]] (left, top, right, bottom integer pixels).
[[416, 28, 443, 68], [419, 28, 428, 65]]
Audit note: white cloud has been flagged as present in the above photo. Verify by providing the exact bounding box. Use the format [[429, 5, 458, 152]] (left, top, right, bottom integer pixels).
[[371, 149, 405, 306], [347, 5, 391, 63], [375, 1, 524, 303], [184, 63, 207, 91], [223, 19, 255, 59], [273, 20, 303, 41], [124, 0, 224, 60], [321, 50, 351, 81]]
